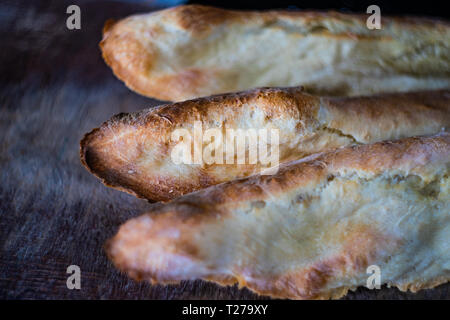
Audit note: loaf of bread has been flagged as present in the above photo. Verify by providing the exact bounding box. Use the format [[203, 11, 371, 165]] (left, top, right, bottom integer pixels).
[[106, 133, 450, 299], [80, 87, 450, 201], [100, 5, 450, 101]]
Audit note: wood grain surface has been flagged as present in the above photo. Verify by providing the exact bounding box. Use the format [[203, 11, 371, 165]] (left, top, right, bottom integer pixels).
[[0, 0, 448, 299]]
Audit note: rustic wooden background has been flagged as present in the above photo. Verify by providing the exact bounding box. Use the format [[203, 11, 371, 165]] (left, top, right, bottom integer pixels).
[[0, 0, 448, 299]]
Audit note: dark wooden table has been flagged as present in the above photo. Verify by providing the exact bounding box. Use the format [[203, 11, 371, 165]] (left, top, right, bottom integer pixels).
[[0, 0, 448, 299]]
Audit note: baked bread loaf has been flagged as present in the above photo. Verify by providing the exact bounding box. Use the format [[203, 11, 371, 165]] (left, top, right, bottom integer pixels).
[[80, 87, 450, 201], [106, 133, 450, 299], [100, 5, 450, 101]]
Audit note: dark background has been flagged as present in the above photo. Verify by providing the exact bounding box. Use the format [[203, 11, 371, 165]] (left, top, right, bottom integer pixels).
[[191, 0, 450, 19], [0, 0, 448, 299]]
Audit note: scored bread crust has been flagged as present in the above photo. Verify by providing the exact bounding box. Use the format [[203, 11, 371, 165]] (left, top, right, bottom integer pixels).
[[100, 4, 450, 101], [106, 133, 450, 299], [80, 87, 450, 201]]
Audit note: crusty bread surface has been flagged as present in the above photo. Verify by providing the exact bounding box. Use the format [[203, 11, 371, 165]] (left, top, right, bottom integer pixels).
[[106, 133, 450, 299], [100, 5, 450, 101], [80, 87, 450, 201]]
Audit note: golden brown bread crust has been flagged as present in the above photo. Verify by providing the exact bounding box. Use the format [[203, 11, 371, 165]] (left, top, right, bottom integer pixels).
[[106, 133, 450, 299], [100, 5, 450, 101], [80, 87, 450, 201]]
